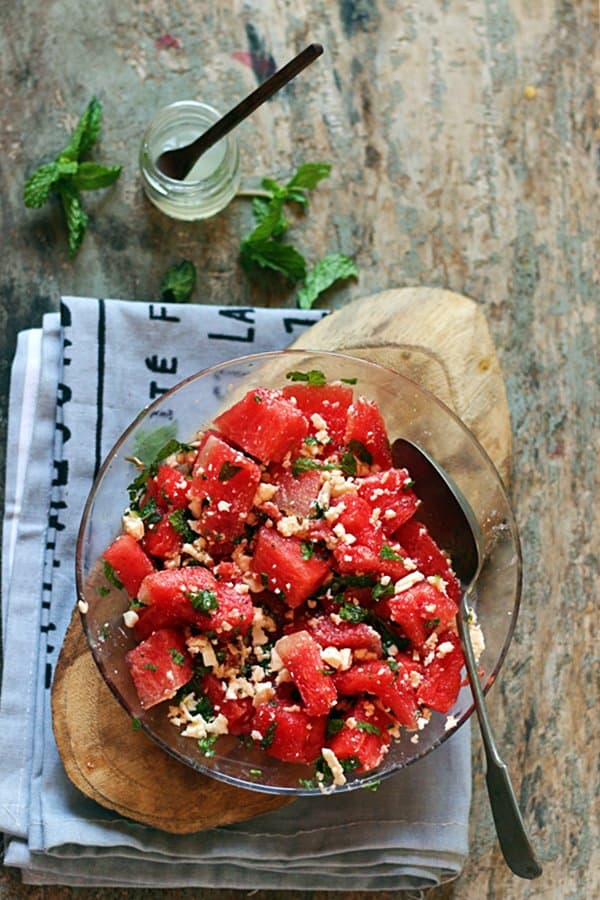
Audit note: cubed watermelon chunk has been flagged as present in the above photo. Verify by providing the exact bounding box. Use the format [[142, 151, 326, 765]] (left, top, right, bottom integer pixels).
[[136, 566, 253, 641], [344, 396, 392, 469], [356, 468, 420, 535], [252, 700, 327, 764], [200, 673, 254, 736], [374, 579, 458, 648], [274, 630, 337, 716], [213, 387, 309, 464], [145, 464, 190, 511], [281, 382, 353, 446], [334, 658, 418, 727], [270, 466, 321, 518], [305, 614, 383, 656], [418, 631, 464, 713], [251, 526, 330, 608], [189, 434, 261, 550], [142, 517, 183, 560], [102, 533, 155, 599], [394, 518, 460, 602], [327, 698, 393, 772], [126, 627, 192, 709]]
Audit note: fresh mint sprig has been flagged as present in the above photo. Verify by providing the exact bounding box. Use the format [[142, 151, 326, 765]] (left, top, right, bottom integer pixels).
[[240, 163, 358, 308], [23, 97, 121, 256]]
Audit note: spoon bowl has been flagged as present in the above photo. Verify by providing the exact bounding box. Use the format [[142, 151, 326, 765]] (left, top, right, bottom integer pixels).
[[392, 438, 542, 880]]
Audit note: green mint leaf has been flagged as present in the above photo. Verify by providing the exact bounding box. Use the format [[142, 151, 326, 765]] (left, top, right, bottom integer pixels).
[[286, 162, 332, 190], [143, 663, 158, 672], [240, 238, 307, 282], [297, 253, 358, 310], [132, 717, 141, 731], [355, 720, 381, 736], [338, 601, 368, 623], [71, 161, 121, 191], [326, 718, 345, 736], [380, 544, 404, 561], [425, 617, 441, 630], [285, 369, 327, 385], [198, 733, 218, 756], [218, 461, 242, 482], [58, 182, 88, 256], [60, 96, 103, 162], [372, 582, 394, 601], [340, 377, 358, 385], [284, 187, 309, 207], [160, 259, 197, 303], [138, 496, 162, 525], [169, 648, 186, 666], [246, 197, 286, 243], [23, 160, 77, 208], [185, 589, 218, 614], [103, 559, 123, 590], [251, 196, 289, 236], [260, 721, 278, 749], [131, 425, 178, 466], [291, 457, 335, 477], [300, 541, 314, 560], [261, 177, 286, 196], [168, 509, 196, 544], [340, 450, 357, 477], [347, 439, 373, 465]]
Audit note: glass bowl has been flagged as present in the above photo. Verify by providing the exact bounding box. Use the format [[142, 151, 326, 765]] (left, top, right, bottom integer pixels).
[[76, 349, 521, 796]]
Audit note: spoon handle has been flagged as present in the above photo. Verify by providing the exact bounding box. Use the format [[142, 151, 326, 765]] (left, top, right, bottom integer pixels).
[[458, 601, 543, 879], [184, 43, 323, 163]]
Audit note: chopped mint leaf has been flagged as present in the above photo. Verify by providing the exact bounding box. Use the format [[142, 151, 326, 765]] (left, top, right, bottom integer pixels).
[[169, 648, 186, 666], [338, 601, 369, 624], [347, 439, 373, 465], [132, 717, 141, 731], [380, 544, 404, 561], [240, 237, 307, 282], [286, 162, 332, 191], [131, 425, 178, 466], [218, 461, 242, 482], [285, 369, 327, 385], [185, 589, 218, 614], [326, 718, 345, 737], [168, 509, 196, 543], [340, 377, 358, 385], [425, 617, 441, 630], [296, 253, 358, 310], [260, 721, 278, 749], [356, 720, 381, 736], [340, 450, 357, 477], [103, 559, 123, 590], [143, 663, 158, 672], [300, 541, 314, 560], [71, 161, 122, 191], [372, 582, 394, 601], [198, 734, 218, 756], [160, 259, 197, 303]]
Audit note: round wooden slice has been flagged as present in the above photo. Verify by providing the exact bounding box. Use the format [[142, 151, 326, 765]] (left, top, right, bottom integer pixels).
[[51, 286, 512, 834]]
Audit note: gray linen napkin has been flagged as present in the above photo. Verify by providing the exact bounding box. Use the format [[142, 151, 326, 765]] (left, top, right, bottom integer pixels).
[[0, 297, 470, 889]]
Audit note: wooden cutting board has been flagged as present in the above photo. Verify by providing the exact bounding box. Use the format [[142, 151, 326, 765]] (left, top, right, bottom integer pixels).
[[51, 286, 512, 834]]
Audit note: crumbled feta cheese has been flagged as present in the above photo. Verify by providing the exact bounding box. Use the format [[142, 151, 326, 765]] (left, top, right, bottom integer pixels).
[[393, 571, 425, 593], [467, 607, 486, 661], [253, 482, 279, 505], [320, 646, 353, 671], [324, 502, 345, 523], [410, 733, 420, 744], [123, 609, 139, 628], [186, 634, 218, 668], [122, 510, 144, 541], [253, 681, 275, 706], [310, 412, 328, 431], [445, 714, 458, 732], [78, 599, 89, 615], [436, 640, 455, 658], [277, 515, 305, 537], [321, 747, 347, 787], [427, 574, 448, 595]]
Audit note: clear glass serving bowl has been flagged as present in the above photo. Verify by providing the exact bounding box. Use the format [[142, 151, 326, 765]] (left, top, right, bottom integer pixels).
[[76, 349, 521, 796]]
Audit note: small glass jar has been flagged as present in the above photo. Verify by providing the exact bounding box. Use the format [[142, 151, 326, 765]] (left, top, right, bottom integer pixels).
[[139, 100, 240, 221]]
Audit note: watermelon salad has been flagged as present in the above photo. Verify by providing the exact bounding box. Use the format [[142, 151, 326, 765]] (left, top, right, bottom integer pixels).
[[96, 368, 484, 790]]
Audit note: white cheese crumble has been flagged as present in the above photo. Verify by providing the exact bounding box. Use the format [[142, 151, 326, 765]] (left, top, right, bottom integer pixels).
[[277, 515, 305, 537], [122, 510, 144, 541], [122, 609, 139, 628], [393, 571, 425, 594], [253, 482, 278, 505], [467, 607, 486, 662], [321, 747, 347, 787], [445, 714, 458, 732], [217, 499, 232, 512], [186, 634, 218, 668], [320, 646, 353, 671], [78, 599, 89, 615], [436, 640, 455, 659]]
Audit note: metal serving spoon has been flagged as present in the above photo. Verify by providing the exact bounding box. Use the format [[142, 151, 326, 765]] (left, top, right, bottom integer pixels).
[[157, 43, 323, 180], [392, 438, 543, 880]]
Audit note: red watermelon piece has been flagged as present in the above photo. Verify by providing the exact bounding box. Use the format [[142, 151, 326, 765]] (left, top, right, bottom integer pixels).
[[252, 700, 327, 765], [213, 387, 309, 464], [251, 526, 330, 608], [126, 627, 192, 709], [102, 533, 155, 599], [274, 630, 337, 716]]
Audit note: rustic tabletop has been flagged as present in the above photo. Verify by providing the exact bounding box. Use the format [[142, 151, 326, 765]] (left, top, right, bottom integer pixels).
[[1, 1, 597, 898]]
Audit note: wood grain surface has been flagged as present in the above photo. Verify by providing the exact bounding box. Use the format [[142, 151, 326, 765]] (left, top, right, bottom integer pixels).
[[50, 285, 512, 836], [0, 0, 597, 898]]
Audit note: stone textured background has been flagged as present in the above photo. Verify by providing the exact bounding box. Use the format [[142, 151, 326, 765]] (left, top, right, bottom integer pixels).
[[0, 1, 597, 898]]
